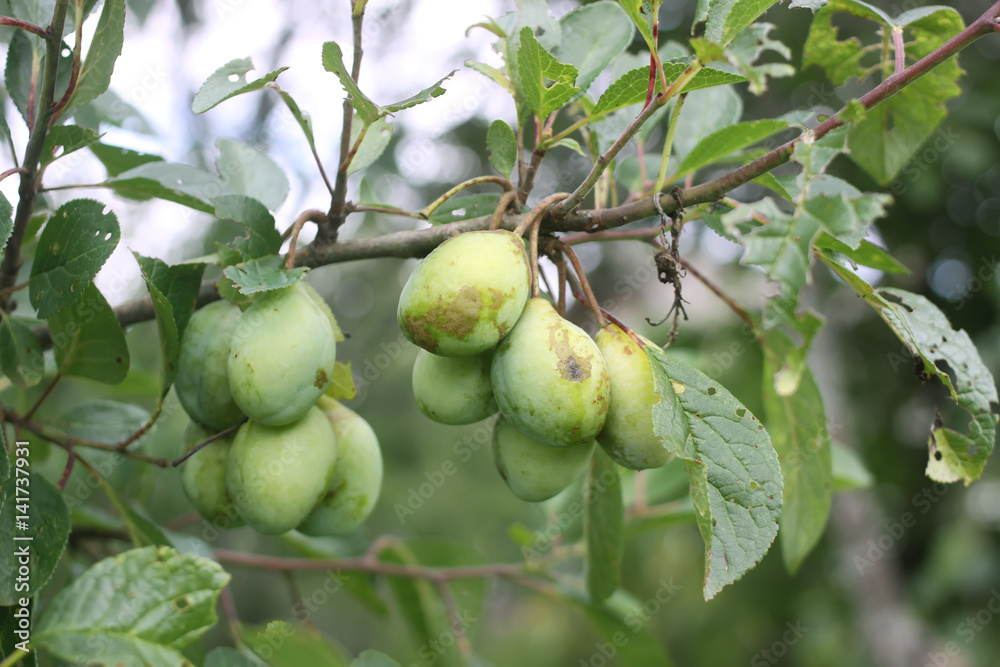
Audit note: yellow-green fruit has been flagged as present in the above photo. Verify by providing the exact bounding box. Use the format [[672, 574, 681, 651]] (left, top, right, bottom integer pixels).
[[491, 298, 610, 447], [412, 349, 497, 425], [492, 415, 595, 502], [226, 406, 338, 535], [595, 324, 674, 470], [180, 422, 244, 528], [175, 300, 245, 431], [397, 230, 530, 356], [298, 398, 383, 536], [227, 282, 337, 426]]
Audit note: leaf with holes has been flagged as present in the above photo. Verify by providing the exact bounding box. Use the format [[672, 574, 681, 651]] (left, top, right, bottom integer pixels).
[[818, 255, 998, 485], [192, 57, 288, 113], [46, 282, 130, 384], [29, 199, 120, 318], [33, 546, 230, 666], [382, 72, 454, 114], [760, 327, 832, 574], [427, 194, 502, 225], [646, 346, 782, 599], [63, 0, 125, 115], [323, 41, 380, 123]]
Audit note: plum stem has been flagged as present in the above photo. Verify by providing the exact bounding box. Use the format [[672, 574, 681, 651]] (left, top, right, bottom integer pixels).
[[171, 418, 248, 467], [561, 245, 606, 327]]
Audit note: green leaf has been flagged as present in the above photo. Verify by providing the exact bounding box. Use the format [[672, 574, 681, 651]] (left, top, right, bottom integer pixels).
[[428, 194, 501, 225], [615, 0, 657, 51], [241, 622, 350, 667], [275, 88, 317, 154], [517, 26, 580, 119], [558, 2, 633, 94], [486, 119, 517, 177], [812, 234, 910, 275], [89, 142, 165, 177], [672, 85, 743, 166], [0, 191, 12, 254], [832, 441, 873, 491], [63, 0, 125, 115], [465, 60, 513, 94], [382, 71, 454, 113], [50, 400, 153, 445], [347, 116, 393, 176], [47, 282, 130, 384], [706, 0, 781, 46], [379, 539, 485, 667], [0, 472, 70, 604], [134, 253, 206, 396], [325, 361, 358, 401], [723, 23, 795, 95], [759, 328, 832, 574], [585, 450, 624, 603], [215, 138, 290, 211], [5, 31, 38, 125], [818, 256, 999, 484], [223, 255, 308, 295], [575, 589, 675, 664], [41, 125, 102, 167], [206, 647, 263, 667], [322, 41, 380, 124], [804, 2, 964, 183], [192, 57, 288, 113], [801, 189, 892, 250], [34, 546, 230, 665], [593, 64, 747, 116], [677, 119, 787, 175], [105, 162, 229, 213], [646, 347, 782, 600], [0, 316, 45, 387], [29, 199, 120, 318], [351, 650, 402, 667], [213, 194, 282, 261]]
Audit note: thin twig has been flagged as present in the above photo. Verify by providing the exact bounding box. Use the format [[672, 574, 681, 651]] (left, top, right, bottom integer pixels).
[[490, 190, 517, 231], [171, 419, 246, 467], [24, 372, 60, 420], [220, 586, 244, 650], [555, 251, 567, 317], [0, 15, 48, 38], [56, 448, 75, 491], [0, 167, 26, 183], [561, 245, 606, 327], [285, 209, 326, 270], [327, 6, 366, 225], [420, 175, 514, 220]]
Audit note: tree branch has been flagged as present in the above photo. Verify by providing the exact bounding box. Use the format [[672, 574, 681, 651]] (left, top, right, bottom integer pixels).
[[0, 15, 48, 38], [0, 0, 70, 312], [24, 1, 1000, 349]]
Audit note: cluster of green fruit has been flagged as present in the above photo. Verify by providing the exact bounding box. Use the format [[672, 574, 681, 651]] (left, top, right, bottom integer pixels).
[[398, 230, 672, 503], [174, 282, 382, 536]]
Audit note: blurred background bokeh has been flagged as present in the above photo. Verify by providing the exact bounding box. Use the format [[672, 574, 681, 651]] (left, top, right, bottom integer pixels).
[[4, 0, 1000, 665]]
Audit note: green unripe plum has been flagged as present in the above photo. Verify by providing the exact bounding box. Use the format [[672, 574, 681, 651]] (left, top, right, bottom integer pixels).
[[228, 282, 337, 426], [180, 422, 244, 528], [226, 406, 338, 535], [595, 324, 674, 470], [491, 298, 610, 447], [175, 300, 246, 431], [397, 230, 530, 356], [412, 349, 497, 425], [492, 415, 595, 502], [298, 397, 383, 536]]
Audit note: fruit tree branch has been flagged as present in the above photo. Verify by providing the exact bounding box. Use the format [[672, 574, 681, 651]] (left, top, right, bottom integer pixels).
[[25, 1, 1000, 350]]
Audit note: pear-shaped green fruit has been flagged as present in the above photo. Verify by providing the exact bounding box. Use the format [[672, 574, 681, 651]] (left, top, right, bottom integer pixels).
[[595, 324, 674, 470], [298, 397, 383, 536], [228, 282, 337, 426], [180, 422, 244, 528], [226, 406, 338, 535], [412, 349, 497, 425], [493, 415, 595, 502], [175, 300, 246, 431], [397, 230, 530, 356], [491, 298, 610, 446]]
